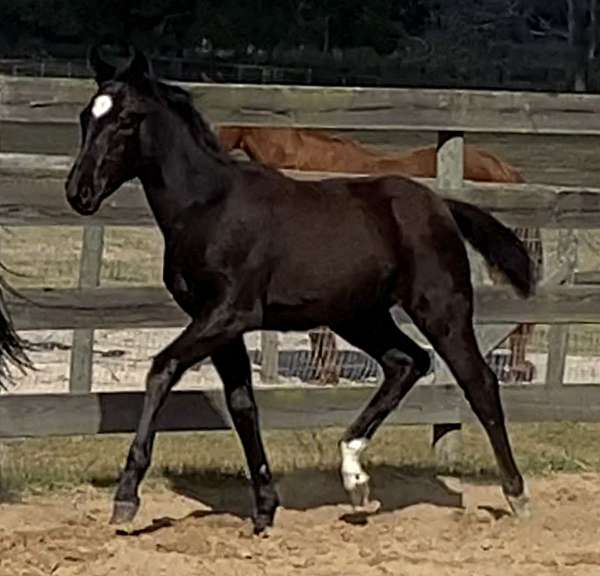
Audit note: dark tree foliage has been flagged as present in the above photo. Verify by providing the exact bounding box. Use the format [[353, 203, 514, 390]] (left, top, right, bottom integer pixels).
[[0, 0, 432, 56], [0, 0, 592, 92]]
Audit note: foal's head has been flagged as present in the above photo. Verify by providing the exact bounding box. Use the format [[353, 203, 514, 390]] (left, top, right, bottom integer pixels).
[[65, 47, 159, 214]]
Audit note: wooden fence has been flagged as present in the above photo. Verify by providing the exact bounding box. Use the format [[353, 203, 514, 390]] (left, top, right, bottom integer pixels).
[[2, 75, 600, 440]]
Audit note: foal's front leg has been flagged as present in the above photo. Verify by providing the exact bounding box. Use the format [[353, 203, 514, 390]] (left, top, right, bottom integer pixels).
[[110, 316, 242, 525], [212, 337, 279, 534]]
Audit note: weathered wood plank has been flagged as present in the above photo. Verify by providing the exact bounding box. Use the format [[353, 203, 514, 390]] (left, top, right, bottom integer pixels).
[[0, 121, 77, 154], [2, 154, 600, 228], [0, 386, 459, 438], [69, 225, 104, 394], [2, 384, 600, 439], [412, 285, 600, 324], [260, 331, 279, 383], [574, 270, 600, 284], [5, 75, 600, 134], [7, 286, 188, 330], [433, 131, 465, 469], [487, 385, 600, 423], [7, 285, 600, 331], [436, 131, 464, 192], [545, 230, 577, 389]]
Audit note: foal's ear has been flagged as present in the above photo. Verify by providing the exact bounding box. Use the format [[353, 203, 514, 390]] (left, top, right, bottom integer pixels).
[[119, 48, 153, 85], [130, 48, 151, 78], [88, 45, 116, 86]]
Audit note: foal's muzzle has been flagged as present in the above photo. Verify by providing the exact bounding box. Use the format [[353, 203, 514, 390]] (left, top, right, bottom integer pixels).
[[65, 177, 100, 215]]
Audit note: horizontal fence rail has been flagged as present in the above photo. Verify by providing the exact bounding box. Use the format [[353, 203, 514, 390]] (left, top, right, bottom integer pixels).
[[3, 385, 600, 439], [6, 285, 600, 331], [4, 75, 600, 134], [3, 153, 600, 229]]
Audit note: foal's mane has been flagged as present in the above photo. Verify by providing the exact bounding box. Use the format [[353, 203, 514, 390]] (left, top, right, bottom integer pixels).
[[135, 73, 283, 178], [149, 78, 232, 165]]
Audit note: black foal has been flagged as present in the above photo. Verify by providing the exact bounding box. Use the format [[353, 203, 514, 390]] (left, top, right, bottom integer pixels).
[[65, 47, 534, 534]]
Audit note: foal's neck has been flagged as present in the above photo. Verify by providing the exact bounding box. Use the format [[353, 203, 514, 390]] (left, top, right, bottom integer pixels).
[[138, 110, 234, 235]]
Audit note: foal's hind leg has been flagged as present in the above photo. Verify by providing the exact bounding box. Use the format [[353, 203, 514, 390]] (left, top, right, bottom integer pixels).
[[333, 312, 432, 509], [211, 337, 279, 534], [406, 295, 530, 517]]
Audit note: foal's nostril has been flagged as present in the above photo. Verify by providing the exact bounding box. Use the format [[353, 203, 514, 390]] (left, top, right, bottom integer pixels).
[[81, 186, 92, 203]]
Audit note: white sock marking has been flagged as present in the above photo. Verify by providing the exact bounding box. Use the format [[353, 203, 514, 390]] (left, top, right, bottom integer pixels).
[[340, 438, 369, 492]]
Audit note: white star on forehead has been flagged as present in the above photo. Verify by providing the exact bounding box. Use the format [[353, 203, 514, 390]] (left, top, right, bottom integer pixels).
[[91, 94, 114, 119]]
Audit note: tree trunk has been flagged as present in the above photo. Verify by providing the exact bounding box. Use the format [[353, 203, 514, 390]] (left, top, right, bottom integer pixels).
[[323, 15, 330, 53], [590, 0, 597, 60], [569, 0, 589, 92]]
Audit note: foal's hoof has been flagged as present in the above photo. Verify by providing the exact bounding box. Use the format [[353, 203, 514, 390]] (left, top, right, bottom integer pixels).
[[352, 497, 381, 515], [344, 474, 380, 513], [254, 514, 273, 538], [109, 500, 140, 525], [505, 482, 531, 519]]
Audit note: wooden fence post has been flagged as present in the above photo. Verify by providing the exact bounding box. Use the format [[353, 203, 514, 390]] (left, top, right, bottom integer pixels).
[[69, 225, 104, 394], [433, 131, 465, 469], [546, 230, 578, 388], [260, 331, 279, 383]]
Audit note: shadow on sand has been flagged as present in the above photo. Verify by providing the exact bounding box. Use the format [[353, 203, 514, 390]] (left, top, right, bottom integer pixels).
[[110, 464, 478, 536]]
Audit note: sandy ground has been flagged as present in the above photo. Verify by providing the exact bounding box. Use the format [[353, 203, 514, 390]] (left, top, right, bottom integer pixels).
[[1, 473, 599, 576]]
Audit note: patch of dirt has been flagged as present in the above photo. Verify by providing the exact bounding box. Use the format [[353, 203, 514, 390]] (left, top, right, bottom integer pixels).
[[1, 473, 599, 575]]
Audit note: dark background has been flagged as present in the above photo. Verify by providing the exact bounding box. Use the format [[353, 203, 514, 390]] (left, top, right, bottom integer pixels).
[[0, 0, 596, 91]]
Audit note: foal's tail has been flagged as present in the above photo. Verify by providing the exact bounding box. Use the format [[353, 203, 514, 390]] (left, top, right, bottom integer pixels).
[[446, 199, 536, 298], [0, 282, 32, 390]]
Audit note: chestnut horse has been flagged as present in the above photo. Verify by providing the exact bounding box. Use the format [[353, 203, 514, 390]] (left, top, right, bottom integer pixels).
[[218, 126, 526, 182], [218, 126, 542, 384]]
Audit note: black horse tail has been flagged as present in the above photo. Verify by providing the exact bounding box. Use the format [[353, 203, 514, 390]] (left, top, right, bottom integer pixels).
[[0, 283, 32, 390], [446, 199, 536, 298]]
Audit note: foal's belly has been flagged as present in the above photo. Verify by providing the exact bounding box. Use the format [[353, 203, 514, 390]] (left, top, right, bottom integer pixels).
[[263, 242, 397, 330], [262, 193, 401, 329]]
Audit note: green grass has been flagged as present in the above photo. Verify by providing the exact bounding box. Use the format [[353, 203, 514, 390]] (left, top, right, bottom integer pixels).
[[2, 423, 599, 498], [0, 226, 164, 289]]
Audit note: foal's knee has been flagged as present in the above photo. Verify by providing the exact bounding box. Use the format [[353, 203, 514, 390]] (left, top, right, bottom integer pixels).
[[228, 386, 256, 416]]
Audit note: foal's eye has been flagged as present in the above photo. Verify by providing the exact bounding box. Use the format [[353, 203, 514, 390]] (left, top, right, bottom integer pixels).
[[117, 113, 140, 133], [118, 113, 135, 128]]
